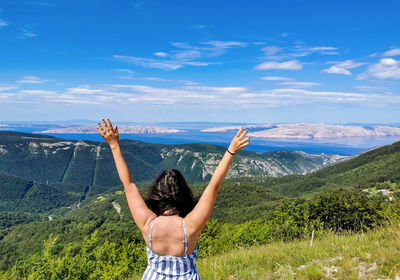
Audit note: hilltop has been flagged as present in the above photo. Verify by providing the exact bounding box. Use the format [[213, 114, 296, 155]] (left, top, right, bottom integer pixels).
[[0, 138, 399, 276], [196, 223, 400, 279]]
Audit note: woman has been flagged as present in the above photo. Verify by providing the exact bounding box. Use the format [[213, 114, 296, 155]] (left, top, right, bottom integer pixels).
[[97, 119, 251, 279]]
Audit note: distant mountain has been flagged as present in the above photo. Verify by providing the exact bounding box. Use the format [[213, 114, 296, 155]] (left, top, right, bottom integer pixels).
[[201, 124, 274, 132], [0, 131, 346, 213], [38, 125, 182, 134], [203, 123, 400, 139]]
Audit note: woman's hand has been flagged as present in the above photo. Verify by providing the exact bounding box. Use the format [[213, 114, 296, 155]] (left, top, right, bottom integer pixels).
[[97, 119, 155, 231], [185, 127, 251, 234], [97, 119, 119, 149], [227, 127, 251, 154]]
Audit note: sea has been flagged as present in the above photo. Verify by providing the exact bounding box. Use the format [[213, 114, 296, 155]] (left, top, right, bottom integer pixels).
[[3, 122, 400, 156]]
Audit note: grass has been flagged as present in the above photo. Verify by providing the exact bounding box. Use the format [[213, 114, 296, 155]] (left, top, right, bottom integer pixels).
[[127, 223, 400, 279], [194, 223, 400, 279]]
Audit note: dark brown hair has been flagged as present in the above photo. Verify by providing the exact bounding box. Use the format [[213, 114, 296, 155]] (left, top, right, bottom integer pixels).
[[145, 169, 196, 217]]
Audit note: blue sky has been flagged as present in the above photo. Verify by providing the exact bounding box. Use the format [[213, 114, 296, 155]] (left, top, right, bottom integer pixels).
[[0, 0, 399, 123]]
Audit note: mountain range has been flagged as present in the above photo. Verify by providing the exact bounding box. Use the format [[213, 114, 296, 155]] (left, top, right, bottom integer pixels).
[[203, 123, 400, 139], [0, 131, 346, 213], [39, 125, 182, 134]]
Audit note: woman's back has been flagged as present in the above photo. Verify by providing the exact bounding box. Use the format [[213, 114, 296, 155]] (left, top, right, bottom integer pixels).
[[145, 215, 198, 256], [143, 215, 199, 279]]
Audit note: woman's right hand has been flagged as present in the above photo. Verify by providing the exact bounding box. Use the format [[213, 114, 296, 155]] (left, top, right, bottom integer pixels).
[[97, 119, 119, 149], [227, 127, 251, 154]]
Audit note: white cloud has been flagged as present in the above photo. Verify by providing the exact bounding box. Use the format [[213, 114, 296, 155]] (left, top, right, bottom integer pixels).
[[267, 88, 398, 104], [261, 76, 293, 81], [262, 46, 281, 56], [191, 24, 206, 29], [23, 32, 36, 38], [0, 86, 17, 91], [20, 89, 57, 95], [236, 88, 400, 107], [357, 58, 400, 80], [172, 49, 202, 60], [322, 66, 351, 75], [66, 88, 103, 94], [335, 60, 366, 69], [114, 40, 246, 70], [0, 20, 8, 27], [114, 69, 135, 78], [118, 75, 169, 82], [202, 41, 246, 48], [186, 40, 247, 57], [113, 55, 203, 70], [381, 58, 397, 66], [17, 89, 103, 104], [255, 60, 302, 70], [382, 48, 400, 57], [322, 60, 365, 76], [114, 69, 199, 85], [181, 85, 247, 94], [4, 81, 399, 108], [291, 45, 339, 57], [34, 2, 54, 7], [309, 46, 338, 52], [18, 27, 37, 39], [353, 86, 387, 93], [260, 43, 339, 61], [16, 76, 47, 84], [154, 52, 168, 57], [279, 81, 321, 88]]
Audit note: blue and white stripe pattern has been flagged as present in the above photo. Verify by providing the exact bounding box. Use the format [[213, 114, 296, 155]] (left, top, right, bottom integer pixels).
[[142, 218, 200, 280]]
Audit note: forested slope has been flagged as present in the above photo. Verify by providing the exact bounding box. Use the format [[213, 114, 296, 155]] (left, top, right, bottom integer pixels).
[[230, 140, 400, 196], [0, 139, 399, 276], [1, 134, 399, 278], [0, 131, 345, 213]]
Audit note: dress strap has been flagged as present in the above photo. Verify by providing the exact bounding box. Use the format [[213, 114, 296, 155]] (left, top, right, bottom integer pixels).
[[182, 219, 188, 256], [149, 217, 157, 251]]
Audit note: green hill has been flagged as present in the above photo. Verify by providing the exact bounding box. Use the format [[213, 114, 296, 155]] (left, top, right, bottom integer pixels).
[[0, 139, 398, 274], [0, 131, 344, 214], [1, 133, 400, 278], [230, 140, 400, 197], [0, 172, 82, 213], [0, 132, 344, 189], [0, 185, 396, 278], [196, 222, 400, 280]]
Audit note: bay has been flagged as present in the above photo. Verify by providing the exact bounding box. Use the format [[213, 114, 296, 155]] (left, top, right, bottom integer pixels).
[[43, 130, 400, 156], [2, 122, 400, 156]]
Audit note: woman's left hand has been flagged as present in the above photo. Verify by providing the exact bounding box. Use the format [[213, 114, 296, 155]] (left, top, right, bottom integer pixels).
[[97, 119, 119, 149], [227, 127, 251, 154]]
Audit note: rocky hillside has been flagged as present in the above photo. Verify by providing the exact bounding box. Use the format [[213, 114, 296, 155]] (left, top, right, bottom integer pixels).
[[0, 132, 346, 193]]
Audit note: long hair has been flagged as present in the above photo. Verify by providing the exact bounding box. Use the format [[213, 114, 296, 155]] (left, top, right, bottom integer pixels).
[[145, 169, 196, 217]]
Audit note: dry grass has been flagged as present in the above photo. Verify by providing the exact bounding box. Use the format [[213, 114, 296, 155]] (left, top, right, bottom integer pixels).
[[196, 223, 400, 279]]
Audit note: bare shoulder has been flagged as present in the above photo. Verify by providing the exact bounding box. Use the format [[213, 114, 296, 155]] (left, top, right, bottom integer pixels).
[[140, 214, 157, 243], [183, 217, 202, 239]]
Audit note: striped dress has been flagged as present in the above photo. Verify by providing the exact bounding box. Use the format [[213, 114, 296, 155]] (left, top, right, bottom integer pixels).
[[142, 218, 200, 280]]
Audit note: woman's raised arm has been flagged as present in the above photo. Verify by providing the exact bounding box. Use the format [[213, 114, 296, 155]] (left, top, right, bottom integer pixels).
[[185, 127, 251, 235], [97, 119, 155, 231]]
